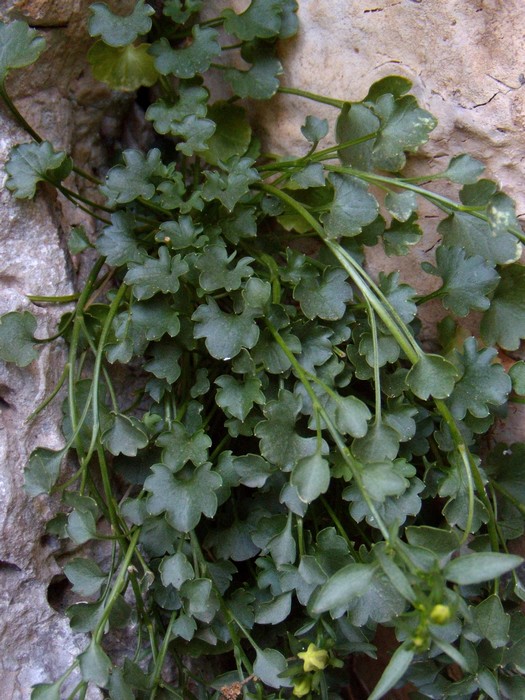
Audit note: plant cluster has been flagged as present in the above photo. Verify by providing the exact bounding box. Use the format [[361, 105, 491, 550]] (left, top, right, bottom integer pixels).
[[1, 2, 525, 698]]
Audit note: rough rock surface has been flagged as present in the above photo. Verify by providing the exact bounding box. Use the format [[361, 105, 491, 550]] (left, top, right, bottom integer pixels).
[[1, 1, 525, 697], [0, 1, 132, 697]]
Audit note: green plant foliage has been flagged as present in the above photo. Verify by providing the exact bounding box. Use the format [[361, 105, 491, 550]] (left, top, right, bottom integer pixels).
[[1, 4, 525, 699], [87, 41, 158, 91], [0, 20, 46, 84], [5, 142, 72, 199], [88, 1, 154, 47]]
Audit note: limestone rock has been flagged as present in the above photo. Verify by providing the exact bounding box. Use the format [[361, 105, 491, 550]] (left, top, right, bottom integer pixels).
[[0, 2, 131, 697]]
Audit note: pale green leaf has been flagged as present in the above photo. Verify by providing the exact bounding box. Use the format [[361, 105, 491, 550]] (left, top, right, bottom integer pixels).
[[88, 41, 158, 91]]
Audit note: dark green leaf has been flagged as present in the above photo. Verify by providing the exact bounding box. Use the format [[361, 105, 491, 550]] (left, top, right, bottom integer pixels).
[[365, 76, 413, 101], [301, 115, 329, 144], [322, 173, 378, 238], [352, 422, 400, 462], [0, 311, 38, 366], [509, 361, 525, 396], [202, 157, 259, 211], [215, 374, 265, 421], [100, 148, 164, 205], [196, 243, 254, 292], [444, 154, 485, 184], [291, 452, 330, 503], [192, 298, 259, 360], [423, 245, 499, 316], [481, 263, 525, 350], [163, 0, 202, 23], [383, 213, 422, 256], [88, 40, 158, 91], [146, 84, 208, 132], [379, 271, 417, 323], [150, 27, 221, 79], [124, 247, 188, 300], [96, 212, 146, 266], [144, 339, 182, 383], [253, 647, 288, 689], [145, 463, 221, 532], [487, 192, 519, 236], [79, 640, 111, 687], [108, 668, 135, 700], [368, 644, 414, 700], [64, 558, 106, 596], [6, 141, 72, 199], [0, 20, 46, 84], [68, 225, 90, 254], [30, 682, 61, 700], [372, 94, 437, 171], [385, 190, 417, 222], [444, 552, 522, 585], [224, 47, 283, 100], [447, 337, 511, 419], [67, 508, 98, 544], [156, 422, 211, 471], [255, 390, 318, 469], [160, 552, 194, 589], [203, 102, 252, 165], [24, 447, 65, 496], [406, 353, 459, 400], [294, 267, 353, 320], [336, 102, 379, 170], [438, 212, 521, 266], [102, 413, 148, 456], [310, 563, 376, 617], [255, 592, 292, 625], [88, 1, 154, 47], [222, 0, 284, 40], [469, 595, 510, 648]]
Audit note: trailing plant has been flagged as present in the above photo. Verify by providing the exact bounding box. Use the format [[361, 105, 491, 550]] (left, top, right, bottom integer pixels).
[[1, 2, 525, 698]]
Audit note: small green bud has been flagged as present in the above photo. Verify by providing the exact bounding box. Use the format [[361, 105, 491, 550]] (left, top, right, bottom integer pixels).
[[293, 675, 312, 697], [430, 604, 451, 625]]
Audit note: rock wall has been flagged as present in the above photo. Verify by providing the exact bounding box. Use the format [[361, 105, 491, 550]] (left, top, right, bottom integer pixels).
[[0, 1, 132, 697], [0, 0, 524, 697]]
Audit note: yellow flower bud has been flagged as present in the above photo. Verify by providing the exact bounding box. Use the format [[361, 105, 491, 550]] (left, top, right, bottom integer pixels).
[[412, 635, 425, 648], [297, 643, 329, 672], [430, 604, 451, 625], [293, 676, 312, 697]]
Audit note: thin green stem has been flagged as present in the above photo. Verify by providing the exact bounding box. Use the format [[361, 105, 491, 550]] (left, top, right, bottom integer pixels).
[[277, 86, 346, 109], [26, 362, 69, 422], [28, 293, 81, 303], [149, 611, 177, 700], [94, 528, 141, 643], [67, 257, 105, 464]]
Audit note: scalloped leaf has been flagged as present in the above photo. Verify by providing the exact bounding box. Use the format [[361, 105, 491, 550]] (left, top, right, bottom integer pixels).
[[5, 141, 72, 199], [0, 20, 46, 84], [88, 1, 154, 47]]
